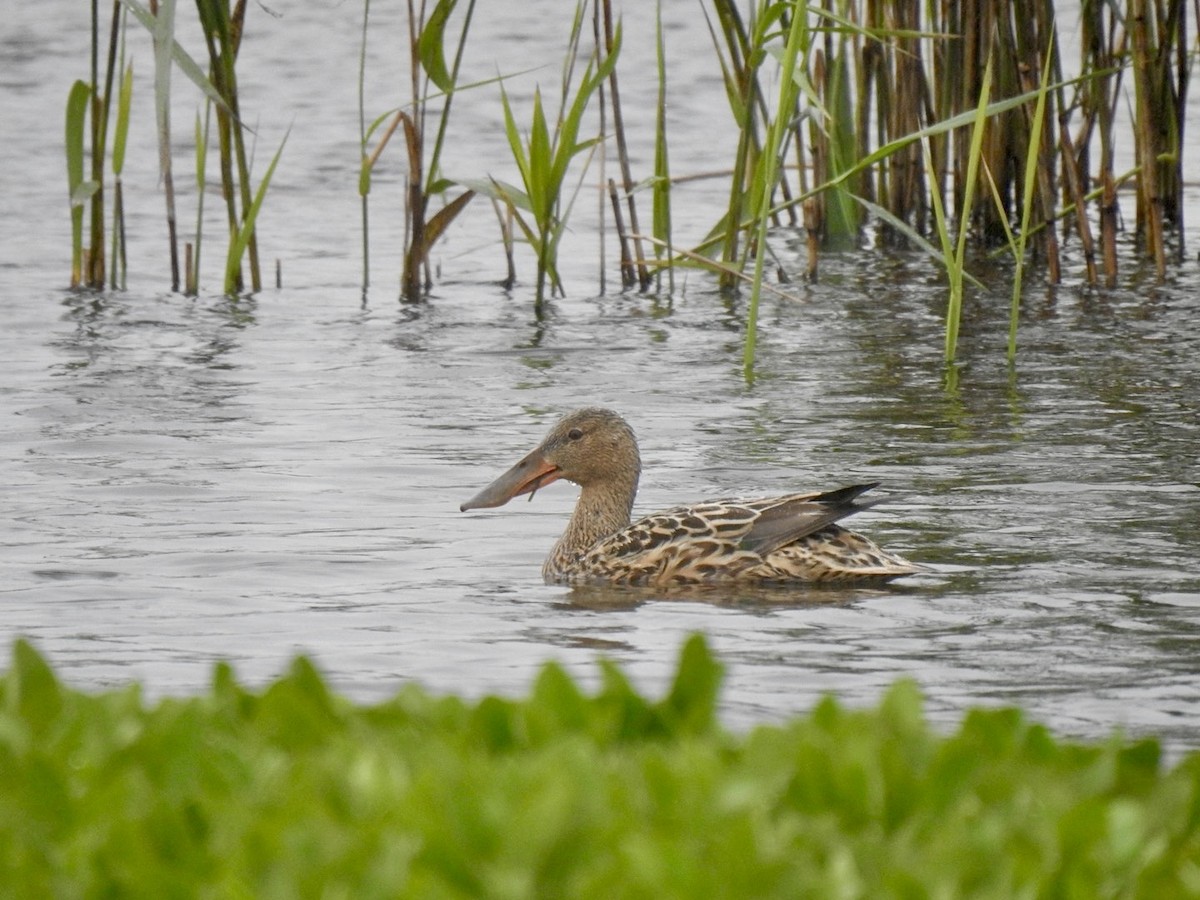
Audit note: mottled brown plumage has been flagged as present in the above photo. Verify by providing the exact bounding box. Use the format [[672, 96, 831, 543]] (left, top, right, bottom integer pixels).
[[460, 408, 919, 586]]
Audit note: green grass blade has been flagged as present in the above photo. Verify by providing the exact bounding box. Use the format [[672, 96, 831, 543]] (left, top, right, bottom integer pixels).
[[358, 0, 371, 290], [853, 194, 986, 291], [112, 62, 134, 176], [118, 0, 229, 116], [744, 4, 808, 380], [944, 55, 993, 363], [417, 0, 460, 94], [66, 80, 92, 286], [1008, 41, 1055, 363], [191, 105, 211, 294], [224, 129, 289, 296], [653, 1, 673, 288], [499, 82, 532, 192], [528, 88, 552, 227], [798, 70, 1102, 210], [823, 42, 860, 246], [936, 54, 993, 364], [422, 0, 476, 199], [492, 14, 618, 300]]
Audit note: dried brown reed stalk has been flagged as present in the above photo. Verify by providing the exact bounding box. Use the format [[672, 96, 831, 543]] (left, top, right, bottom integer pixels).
[[599, 0, 650, 290], [865, 0, 929, 242], [1130, 0, 1168, 276]]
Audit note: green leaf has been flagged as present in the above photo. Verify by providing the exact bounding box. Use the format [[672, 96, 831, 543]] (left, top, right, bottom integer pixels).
[[417, 0, 460, 94], [224, 128, 289, 295], [471, 694, 520, 751], [112, 62, 134, 175], [1007, 41, 1055, 363], [71, 181, 102, 207], [851, 194, 987, 291], [823, 43, 860, 246], [66, 79, 91, 283], [527, 662, 589, 742], [6, 641, 63, 737], [743, 4, 808, 378], [193, 110, 208, 191], [118, 0, 230, 115], [652, 2, 672, 270], [659, 634, 722, 735], [1, 639, 1200, 895]]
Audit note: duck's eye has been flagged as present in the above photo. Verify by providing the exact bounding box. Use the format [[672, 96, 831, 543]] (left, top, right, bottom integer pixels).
[[567, 427, 584, 441]]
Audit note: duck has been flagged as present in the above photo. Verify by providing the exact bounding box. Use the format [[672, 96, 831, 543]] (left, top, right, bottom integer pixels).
[[460, 407, 920, 586]]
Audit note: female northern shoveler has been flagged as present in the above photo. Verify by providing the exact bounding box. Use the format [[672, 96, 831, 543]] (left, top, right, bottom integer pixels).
[[460, 407, 919, 586]]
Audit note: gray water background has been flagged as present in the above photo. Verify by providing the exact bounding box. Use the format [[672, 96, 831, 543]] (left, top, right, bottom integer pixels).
[[2, 2, 1199, 751]]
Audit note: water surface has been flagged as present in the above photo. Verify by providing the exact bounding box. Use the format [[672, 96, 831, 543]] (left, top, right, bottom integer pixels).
[[2, 1, 1198, 753]]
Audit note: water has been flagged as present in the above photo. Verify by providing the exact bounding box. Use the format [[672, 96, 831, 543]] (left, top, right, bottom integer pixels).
[[2, 2, 1199, 753]]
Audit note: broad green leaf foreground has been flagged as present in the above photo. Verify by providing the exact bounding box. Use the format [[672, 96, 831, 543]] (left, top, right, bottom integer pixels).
[[2, 636, 1198, 896]]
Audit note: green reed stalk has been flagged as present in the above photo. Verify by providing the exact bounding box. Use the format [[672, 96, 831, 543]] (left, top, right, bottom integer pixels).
[[491, 7, 621, 303], [110, 58, 133, 290], [68, 0, 118, 289], [593, 6, 609, 293], [929, 55, 992, 366], [189, 106, 211, 295], [743, 2, 808, 380], [1006, 43, 1054, 363], [85, 1, 110, 289], [786, 78, 1068, 281], [196, 0, 265, 294], [361, 0, 478, 301], [818, 26, 860, 248], [89, 1, 126, 289], [66, 81, 97, 289], [980, 39, 1055, 362], [117, 0, 232, 283], [358, 0, 371, 292], [224, 130, 288, 293], [653, 0, 674, 294], [706, 0, 761, 288], [402, 0, 478, 302], [149, 0, 181, 291]]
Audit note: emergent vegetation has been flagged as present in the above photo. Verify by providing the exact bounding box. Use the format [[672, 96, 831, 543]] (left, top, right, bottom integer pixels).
[[69, 1, 1193, 369], [3, 635, 1199, 895]]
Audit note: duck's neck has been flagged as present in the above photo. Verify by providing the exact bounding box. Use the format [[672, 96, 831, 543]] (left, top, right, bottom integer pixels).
[[545, 473, 638, 576]]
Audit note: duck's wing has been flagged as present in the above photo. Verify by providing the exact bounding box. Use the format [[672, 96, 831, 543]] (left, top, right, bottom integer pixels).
[[574, 483, 891, 584], [575, 501, 761, 584], [734, 482, 885, 556]]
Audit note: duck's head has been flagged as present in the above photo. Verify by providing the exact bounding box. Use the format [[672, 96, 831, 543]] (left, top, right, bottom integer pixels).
[[460, 407, 640, 511]]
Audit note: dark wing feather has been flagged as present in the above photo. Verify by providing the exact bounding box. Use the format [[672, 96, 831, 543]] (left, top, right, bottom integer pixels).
[[737, 482, 884, 557]]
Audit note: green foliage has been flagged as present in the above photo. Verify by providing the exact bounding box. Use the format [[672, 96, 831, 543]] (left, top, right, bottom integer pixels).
[[118, 0, 228, 113], [417, 0, 462, 95], [928, 56, 993, 367], [112, 62, 135, 178], [223, 130, 289, 296], [359, 0, 478, 300], [195, 0, 265, 295], [743, 4, 809, 380], [484, 6, 621, 303], [2, 635, 1199, 897], [65, 80, 97, 289], [995, 43, 1056, 365], [652, 0, 673, 291], [821, 40, 860, 247]]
